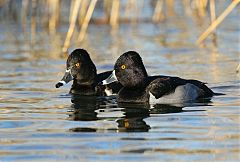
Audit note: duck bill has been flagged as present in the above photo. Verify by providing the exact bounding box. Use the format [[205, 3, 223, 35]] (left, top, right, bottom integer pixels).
[[102, 70, 118, 85], [55, 69, 73, 88]]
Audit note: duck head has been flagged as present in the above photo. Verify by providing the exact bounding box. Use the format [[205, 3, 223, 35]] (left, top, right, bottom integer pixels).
[[102, 51, 148, 88], [56, 49, 97, 88]]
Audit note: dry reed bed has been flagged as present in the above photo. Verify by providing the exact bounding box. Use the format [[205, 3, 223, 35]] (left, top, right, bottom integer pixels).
[[0, 0, 239, 54]]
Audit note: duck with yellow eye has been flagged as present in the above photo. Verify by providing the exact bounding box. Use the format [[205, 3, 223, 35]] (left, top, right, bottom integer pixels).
[[101, 51, 223, 104], [121, 64, 126, 70], [55, 48, 122, 96], [75, 62, 81, 68]]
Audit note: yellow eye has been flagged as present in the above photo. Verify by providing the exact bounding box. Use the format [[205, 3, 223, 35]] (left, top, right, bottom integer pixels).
[[75, 63, 80, 68], [121, 64, 126, 70]]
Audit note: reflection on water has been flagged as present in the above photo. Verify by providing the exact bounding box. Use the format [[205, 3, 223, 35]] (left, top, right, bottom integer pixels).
[[69, 97, 152, 132], [0, 1, 239, 162], [68, 96, 213, 133]]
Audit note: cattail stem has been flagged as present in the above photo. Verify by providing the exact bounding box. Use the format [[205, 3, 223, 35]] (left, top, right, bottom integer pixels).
[[77, 0, 98, 42], [62, 0, 81, 54], [49, 0, 59, 34], [152, 0, 164, 23], [197, 0, 240, 44], [110, 0, 120, 27], [210, 0, 216, 22]]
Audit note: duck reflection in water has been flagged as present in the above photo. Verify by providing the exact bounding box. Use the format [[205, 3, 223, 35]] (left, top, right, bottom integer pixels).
[[68, 95, 100, 122], [67, 95, 212, 133], [116, 103, 151, 132], [115, 102, 203, 132]]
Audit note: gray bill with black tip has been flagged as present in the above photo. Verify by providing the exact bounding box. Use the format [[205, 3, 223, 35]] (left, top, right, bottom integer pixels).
[[101, 70, 118, 85], [55, 69, 73, 88]]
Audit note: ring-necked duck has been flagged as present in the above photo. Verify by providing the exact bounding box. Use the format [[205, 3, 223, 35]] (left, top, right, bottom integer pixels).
[[56, 49, 122, 96], [101, 51, 222, 103]]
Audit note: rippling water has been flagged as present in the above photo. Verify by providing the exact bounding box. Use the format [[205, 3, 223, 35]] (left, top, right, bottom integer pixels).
[[0, 2, 239, 162]]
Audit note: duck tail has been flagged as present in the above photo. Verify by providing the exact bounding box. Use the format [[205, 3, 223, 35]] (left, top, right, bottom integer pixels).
[[213, 92, 225, 96]]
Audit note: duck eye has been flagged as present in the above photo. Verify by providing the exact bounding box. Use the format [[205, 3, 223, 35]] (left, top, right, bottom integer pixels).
[[121, 64, 126, 70], [75, 63, 80, 68]]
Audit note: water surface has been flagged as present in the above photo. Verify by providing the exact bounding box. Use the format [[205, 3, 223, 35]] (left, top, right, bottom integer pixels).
[[0, 2, 239, 162]]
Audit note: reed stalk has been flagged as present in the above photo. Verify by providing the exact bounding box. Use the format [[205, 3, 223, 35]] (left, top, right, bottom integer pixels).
[[31, 0, 37, 45], [62, 0, 82, 54], [110, 0, 120, 27], [78, 0, 88, 26], [103, 0, 111, 21], [152, 0, 164, 23], [197, 0, 208, 17], [12, 0, 239, 51], [49, 0, 60, 34], [182, 0, 191, 16], [237, 64, 240, 73], [77, 0, 98, 42], [136, 0, 144, 22], [124, 0, 132, 17], [209, 0, 216, 22], [69, 0, 76, 23], [197, 0, 240, 44], [166, 0, 175, 16], [21, 0, 29, 32]]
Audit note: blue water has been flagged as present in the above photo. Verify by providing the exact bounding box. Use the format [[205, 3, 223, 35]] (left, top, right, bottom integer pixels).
[[0, 1, 239, 162]]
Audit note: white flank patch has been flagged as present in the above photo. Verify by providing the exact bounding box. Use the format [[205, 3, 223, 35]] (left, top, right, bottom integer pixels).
[[105, 88, 113, 96], [149, 83, 201, 104]]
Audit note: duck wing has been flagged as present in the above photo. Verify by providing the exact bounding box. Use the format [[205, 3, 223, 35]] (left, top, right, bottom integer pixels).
[[146, 76, 214, 99], [146, 76, 186, 99], [186, 79, 214, 97]]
